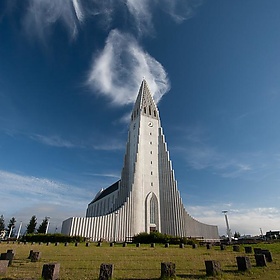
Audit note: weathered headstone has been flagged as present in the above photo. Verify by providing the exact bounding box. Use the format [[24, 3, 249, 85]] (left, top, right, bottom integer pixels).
[[99, 263, 114, 280], [220, 244, 226, 250], [244, 246, 252, 253], [233, 245, 240, 252], [255, 254, 267, 267], [253, 248, 262, 254], [0, 260, 9, 275], [236, 256, 251, 271], [179, 243, 184, 249], [136, 243, 140, 247], [165, 243, 169, 248], [31, 251, 41, 262], [86, 242, 90, 247], [122, 242, 127, 247], [262, 250, 273, 262], [110, 242, 114, 247], [64, 242, 69, 247], [192, 244, 197, 249], [46, 242, 50, 246], [161, 262, 176, 279], [28, 250, 34, 259], [98, 242, 102, 247], [205, 260, 221, 276], [151, 243, 155, 248], [206, 244, 212, 250], [55, 242, 59, 246], [42, 263, 60, 280], [75, 242, 79, 247]]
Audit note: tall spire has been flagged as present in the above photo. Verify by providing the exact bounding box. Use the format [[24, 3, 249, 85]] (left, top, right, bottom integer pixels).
[[131, 79, 159, 121]]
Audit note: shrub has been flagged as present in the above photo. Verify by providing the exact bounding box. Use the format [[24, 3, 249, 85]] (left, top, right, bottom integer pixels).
[[21, 233, 85, 243], [133, 232, 199, 245]]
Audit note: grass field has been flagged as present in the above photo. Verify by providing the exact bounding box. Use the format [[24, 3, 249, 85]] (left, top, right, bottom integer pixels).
[[0, 242, 279, 279]]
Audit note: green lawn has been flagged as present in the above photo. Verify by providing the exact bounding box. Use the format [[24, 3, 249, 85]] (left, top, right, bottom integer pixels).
[[0, 242, 279, 279]]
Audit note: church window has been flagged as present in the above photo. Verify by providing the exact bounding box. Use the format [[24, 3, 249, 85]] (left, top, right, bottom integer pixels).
[[149, 106, 151, 115], [151, 161, 152, 164], [154, 110, 157, 117], [144, 107, 147, 114], [151, 182, 153, 186], [150, 194, 158, 224], [150, 142, 152, 144], [150, 132, 152, 135], [151, 171, 153, 175], [150, 151, 152, 154]]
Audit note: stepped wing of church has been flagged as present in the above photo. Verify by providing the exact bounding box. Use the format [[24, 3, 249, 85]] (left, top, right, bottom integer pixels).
[[61, 80, 219, 241]]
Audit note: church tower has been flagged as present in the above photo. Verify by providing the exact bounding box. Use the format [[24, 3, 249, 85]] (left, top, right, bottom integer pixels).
[[61, 80, 219, 241]]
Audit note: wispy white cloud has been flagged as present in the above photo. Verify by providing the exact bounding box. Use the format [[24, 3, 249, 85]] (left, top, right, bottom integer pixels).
[[87, 29, 170, 106], [173, 124, 280, 180], [30, 134, 77, 148], [19, 0, 201, 39], [0, 169, 91, 232], [187, 204, 280, 236], [23, 0, 85, 40]]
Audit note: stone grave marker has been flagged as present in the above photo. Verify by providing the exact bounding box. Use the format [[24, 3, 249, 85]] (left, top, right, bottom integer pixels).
[[42, 263, 60, 280], [236, 256, 251, 271], [161, 262, 176, 279], [99, 263, 114, 280], [205, 260, 221, 276]]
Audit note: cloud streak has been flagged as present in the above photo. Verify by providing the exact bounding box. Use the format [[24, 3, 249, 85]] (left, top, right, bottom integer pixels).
[[187, 204, 280, 236], [87, 29, 170, 106], [0, 169, 90, 232]]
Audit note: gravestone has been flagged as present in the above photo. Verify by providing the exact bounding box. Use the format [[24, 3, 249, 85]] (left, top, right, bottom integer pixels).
[[28, 250, 34, 259], [55, 242, 59, 246], [233, 245, 240, 252], [110, 242, 114, 247], [253, 248, 262, 254], [31, 251, 41, 262], [136, 243, 140, 247], [220, 244, 226, 250], [255, 254, 267, 267], [99, 263, 114, 280], [205, 260, 221, 276], [206, 244, 212, 250], [262, 250, 273, 262], [122, 242, 127, 247], [64, 242, 69, 246], [42, 263, 60, 280], [151, 243, 155, 248], [75, 242, 79, 247], [46, 242, 50, 246], [1, 251, 14, 266], [98, 242, 102, 247], [86, 242, 90, 247], [0, 260, 9, 275], [161, 262, 176, 279], [236, 256, 251, 271], [179, 243, 184, 249], [192, 244, 197, 249], [244, 246, 252, 253], [165, 243, 169, 248]]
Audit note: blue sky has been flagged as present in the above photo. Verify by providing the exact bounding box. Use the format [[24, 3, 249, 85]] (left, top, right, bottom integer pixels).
[[1, 0, 280, 236]]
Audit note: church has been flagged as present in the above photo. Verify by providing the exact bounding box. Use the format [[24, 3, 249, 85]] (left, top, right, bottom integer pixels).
[[61, 80, 219, 241]]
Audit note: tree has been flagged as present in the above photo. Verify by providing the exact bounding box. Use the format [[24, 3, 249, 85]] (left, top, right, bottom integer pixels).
[[37, 217, 48, 234], [7, 217, 16, 237], [0, 215, 5, 232], [234, 231, 240, 238], [26, 215, 37, 234]]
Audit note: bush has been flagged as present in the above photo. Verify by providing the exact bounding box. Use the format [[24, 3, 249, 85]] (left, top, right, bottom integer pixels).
[[21, 233, 85, 243], [133, 232, 199, 245]]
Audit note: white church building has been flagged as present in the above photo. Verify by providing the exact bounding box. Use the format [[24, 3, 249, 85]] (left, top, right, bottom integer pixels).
[[61, 80, 219, 241]]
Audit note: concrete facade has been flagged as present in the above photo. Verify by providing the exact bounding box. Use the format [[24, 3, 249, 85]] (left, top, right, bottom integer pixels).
[[61, 80, 219, 241]]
